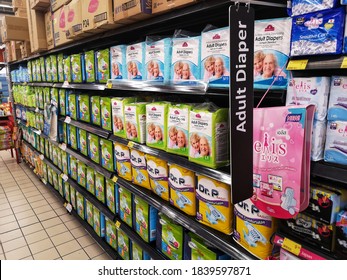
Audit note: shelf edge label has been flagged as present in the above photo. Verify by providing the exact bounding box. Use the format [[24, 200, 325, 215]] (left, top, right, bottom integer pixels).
[[287, 59, 308, 70], [282, 237, 301, 256], [341, 57, 347, 68]]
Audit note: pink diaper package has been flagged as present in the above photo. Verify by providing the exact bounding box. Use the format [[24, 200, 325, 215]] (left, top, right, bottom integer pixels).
[[252, 105, 315, 219]]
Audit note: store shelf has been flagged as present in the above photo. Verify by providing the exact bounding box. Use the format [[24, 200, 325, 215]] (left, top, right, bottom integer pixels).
[[0, 115, 12, 119], [60, 117, 110, 139], [54, 83, 106, 91], [287, 55, 347, 71], [311, 161, 347, 184], [115, 176, 255, 260]]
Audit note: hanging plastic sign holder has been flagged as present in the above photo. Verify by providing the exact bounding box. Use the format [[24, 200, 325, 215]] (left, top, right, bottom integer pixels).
[[229, 3, 254, 203]]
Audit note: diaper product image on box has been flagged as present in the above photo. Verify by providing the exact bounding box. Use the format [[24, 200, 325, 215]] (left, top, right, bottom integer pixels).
[[324, 121, 347, 165], [63, 56, 71, 82], [86, 166, 95, 195], [112, 97, 136, 139], [76, 191, 85, 220], [146, 154, 169, 201], [96, 48, 110, 83], [254, 17, 291, 90], [78, 128, 88, 156], [93, 206, 106, 238], [68, 93, 78, 120], [78, 95, 91, 123], [58, 53, 64, 82], [328, 76, 347, 121], [91, 96, 101, 126], [125, 42, 145, 80], [201, 27, 230, 88], [70, 186, 76, 209], [286, 77, 330, 121], [119, 186, 133, 228], [84, 50, 96, 83], [168, 164, 196, 216], [69, 155, 78, 181], [130, 149, 151, 190], [234, 199, 278, 260], [100, 139, 114, 172], [85, 199, 94, 227], [167, 103, 191, 157], [101, 97, 112, 131], [88, 133, 100, 164], [146, 102, 169, 151], [95, 172, 105, 204], [114, 142, 132, 181], [189, 103, 229, 168], [71, 53, 85, 83], [144, 38, 172, 82], [196, 174, 232, 235], [59, 89, 66, 116], [290, 7, 346, 56], [124, 102, 148, 144], [132, 241, 150, 260], [336, 210, 347, 258], [77, 161, 86, 188], [134, 195, 158, 243], [106, 179, 118, 214], [311, 120, 327, 162], [117, 228, 131, 260], [171, 36, 201, 84], [106, 217, 117, 250], [110, 45, 126, 80], [289, 0, 339, 16]]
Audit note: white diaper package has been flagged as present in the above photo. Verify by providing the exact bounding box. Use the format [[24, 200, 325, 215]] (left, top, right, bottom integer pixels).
[[125, 42, 145, 80], [254, 18, 291, 90], [286, 76, 331, 121], [110, 45, 126, 80], [312, 119, 327, 162], [324, 121, 347, 165], [171, 36, 201, 84], [288, 0, 339, 16], [144, 38, 172, 82], [291, 7, 346, 56], [328, 76, 347, 121], [201, 27, 230, 88]]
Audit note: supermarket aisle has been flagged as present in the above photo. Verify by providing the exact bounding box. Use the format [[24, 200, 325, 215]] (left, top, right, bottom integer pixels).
[[0, 150, 112, 260]]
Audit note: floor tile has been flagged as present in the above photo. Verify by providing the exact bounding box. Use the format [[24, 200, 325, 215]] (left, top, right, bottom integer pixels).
[[50, 231, 75, 247], [45, 197, 58, 204], [14, 209, 36, 220], [25, 230, 49, 245], [84, 243, 104, 259], [18, 216, 40, 227], [0, 229, 23, 243], [5, 246, 31, 260], [0, 202, 11, 210], [0, 215, 16, 225], [49, 202, 64, 210], [56, 239, 81, 257], [64, 219, 82, 231], [77, 235, 95, 248], [62, 249, 90, 260], [21, 223, 44, 236], [21, 255, 34, 260], [24, 190, 42, 198], [37, 211, 57, 221], [9, 199, 28, 207], [28, 238, 54, 255], [41, 217, 62, 229], [0, 221, 19, 234], [54, 207, 68, 216], [70, 227, 88, 239], [46, 224, 68, 237], [0, 208, 13, 218], [33, 248, 60, 260], [26, 195, 45, 203], [30, 200, 49, 209], [33, 205, 53, 215], [12, 204, 32, 214], [2, 237, 27, 253], [0, 254, 5, 260], [0, 198, 8, 204], [7, 194, 26, 202], [6, 190, 23, 197], [93, 253, 112, 260]]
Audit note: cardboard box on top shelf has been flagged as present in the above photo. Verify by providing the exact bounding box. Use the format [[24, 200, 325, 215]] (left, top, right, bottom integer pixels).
[[31, 0, 51, 11], [45, 11, 55, 49], [52, 5, 72, 46], [15, 8, 28, 18], [152, 0, 197, 14], [5, 42, 12, 62], [10, 41, 22, 61], [82, 0, 118, 33], [12, 0, 26, 9], [51, 0, 72, 12], [1, 16, 29, 42], [20, 41, 32, 58], [66, 0, 89, 39], [113, 0, 152, 24], [27, 4, 48, 52]]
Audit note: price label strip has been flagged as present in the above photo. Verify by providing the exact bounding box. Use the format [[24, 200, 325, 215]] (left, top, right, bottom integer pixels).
[[341, 57, 347, 68], [64, 116, 71, 124], [106, 81, 113, 89], [287, 59, 308, 70], [115, 221, 121, 229], [127, 141, 134, 148], [64, 202, 73, 213], [282, 237, 302, 256]]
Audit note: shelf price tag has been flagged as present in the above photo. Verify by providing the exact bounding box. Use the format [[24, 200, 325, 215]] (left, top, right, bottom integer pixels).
[[64, 202, 73, 213], [64, 116, 71, 124], [63, 81, 70, 87], [112, 176, 118, 183], [39, 154, 44, 160], [106, 81, 113, 89], [35, 107, 39, 113], [42, 179, 47, 185], [287, 59, 308, 70], [341, 57, 347, 68], [282, 237, 301, 256], [127, 141, 134, 148], [61, 173, 69, 182], [115, 221, 121, 229], [59, 143, 67, 151], [35, 130, 41, 135]]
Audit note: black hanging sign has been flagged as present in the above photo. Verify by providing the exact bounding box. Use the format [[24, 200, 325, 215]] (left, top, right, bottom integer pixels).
[[229, 4, 254, 203]]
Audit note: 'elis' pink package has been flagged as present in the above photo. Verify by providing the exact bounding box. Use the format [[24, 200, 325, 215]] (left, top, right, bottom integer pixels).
[[251, 105, 315, 219]]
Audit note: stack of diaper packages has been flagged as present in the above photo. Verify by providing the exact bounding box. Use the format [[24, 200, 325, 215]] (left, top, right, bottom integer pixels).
[[289, 1, 346, 56], [325, 76, 347, 165], [286, 76, 331, 161]]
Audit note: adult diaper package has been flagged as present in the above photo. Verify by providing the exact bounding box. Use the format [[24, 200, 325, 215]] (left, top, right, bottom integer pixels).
[[289, 0, 339, 16], [324, 120, 347, 165], [110, 45, 126, 80], [93, 206, 106, 237], [336, 210, 347, 258], [71, 53, 85, 83], [144, 38, 172, 82], [119, 186, 133, 227], [146, 102, 169, 151], [91, 96, 101, 126], [114, 142, 132, 181], [100, 139, 114, 172], [328, 76, 347, 121], [146, 154, 169, 201], [171, 36, 201, 84], [76, 191, 85, 220], [311, 119, 327, 161], [130, 149, 151, 190], [156, 213, 185, 260], [86, 166, 95, 195], [106, 179, 118, 214], [77, 161, 86, 188], [167, 103, 192, 157], [117, 228, 131, 260], [78, 128, 88, 156], [112, 97, 136, 138], [168, 164, 196, 216], [132, 241, 150, 260], [88, 133, 100, 164], [234, 199, 278, 260], [189, 103, 229, 168], [184, 232, 231, 260], [106, 217, 117, 250], [196, 175, 232, 234], [101, 97, 112, 131], [96, 48, 110, 83], [84, 50, 96, 83], [286, 77, 331, 121], [85, 199, 94, 227], [291, 7, 346, 56], [126, 42, 145, 80], [124, 102, 148, 143], [95, 172, 105, 204], [134, 195, 158, 243], [78, 95, 91, 123], [201, 27, 230, 88], [254, 17, 291, 90]]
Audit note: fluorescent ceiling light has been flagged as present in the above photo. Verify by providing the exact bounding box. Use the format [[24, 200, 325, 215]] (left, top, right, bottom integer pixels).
[[0, 4, 12, 8]]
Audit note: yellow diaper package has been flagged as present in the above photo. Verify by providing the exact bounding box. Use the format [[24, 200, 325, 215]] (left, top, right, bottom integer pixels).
[[233, 199, 277, 260], [168, 164, 196, 216], [114, 142, 132, 181], [196, 175, 232, 235], [146, 154, 169, 201], [130, 148, 151, 190]]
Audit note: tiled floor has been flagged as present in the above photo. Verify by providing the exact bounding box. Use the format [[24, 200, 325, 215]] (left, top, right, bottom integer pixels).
[[0, 150, 112, 260]]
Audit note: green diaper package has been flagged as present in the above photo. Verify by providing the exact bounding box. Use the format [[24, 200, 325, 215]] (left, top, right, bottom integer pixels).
[[68, 93, 78, 120], [45, 56, 52, 82], [124, 102, 148, 144], [117, 228, 131, 260], [64, 182, 70, 202], [91, 96, 101, 126], [71, 54, 84, 83], [69, 155, 78, 181], [106, 217, 117, 250], [100, 139, 114, 171], [88, 133, 100, 164], [70, 185, 76, 209], [78, 128, 88, 156], [118, 186, 133, 228], [101, 97, 112, 131], [85, 50, 96, 83], [68, 125, 78, 150], [77, 161, 86, 187], [40, 57, 46, 82], [96, 48, 110, 83], [85, 199, 94, 227], [76, 191, 85, 220], [51, 55, 58, 82], [78, 95, 91, 123], [57, 53, 64, 82], [93, 206, 105, 237], [59, 89, 66, 116], [86, 166, 95, 195], [189, 103, 229, 168], [95, 172, 105, 204], [63, 55, 71, 82], [112, 97, 136, 138]]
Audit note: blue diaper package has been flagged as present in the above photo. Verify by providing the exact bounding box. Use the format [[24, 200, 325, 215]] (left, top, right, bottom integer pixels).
[[342, 0, 347, 4], [144, 38, 172, 82], [171, 36, 201, 84], [110, 45, 126, 80], [125, 42, 145, 80], [201, 27, 230, 88], [291, 7, 346, 56], [328, 76, 347, 121], [288, 0, 339, 16], [324, 120, 347, 165]]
